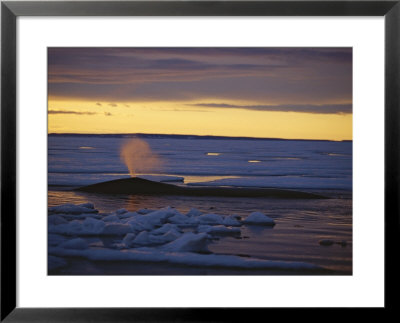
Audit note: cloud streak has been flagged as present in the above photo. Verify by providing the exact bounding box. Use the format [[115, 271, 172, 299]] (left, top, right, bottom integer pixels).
[[48, 110, 97, 115], [187, 103, 352, 114]]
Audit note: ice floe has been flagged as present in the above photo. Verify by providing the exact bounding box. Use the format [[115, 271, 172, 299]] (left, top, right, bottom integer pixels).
[[49, 246, 321, 271], [197, 213, 225, 225], [122, 232, 136, 248], [151, 223, 182, 235], [186, 208, 202, 217], [116, 208, 128, 215], [48, 202, 323, 271], [159, 232, 210, 253], [243, 212, 275, 226], [102, 223, 132, 235], [102, 214, 121, 222], [60, 238, 89, 250], [48, 214, 68, 225]]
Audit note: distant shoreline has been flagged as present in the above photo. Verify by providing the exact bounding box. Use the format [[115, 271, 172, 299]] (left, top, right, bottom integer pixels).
[[48, 133, 352, 143]]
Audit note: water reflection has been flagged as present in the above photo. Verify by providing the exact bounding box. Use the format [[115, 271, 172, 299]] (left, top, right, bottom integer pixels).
[[244, 224, 275, 235]]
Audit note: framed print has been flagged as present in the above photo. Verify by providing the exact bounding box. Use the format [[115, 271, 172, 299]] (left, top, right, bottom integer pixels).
[[1, 1, 399, 321]]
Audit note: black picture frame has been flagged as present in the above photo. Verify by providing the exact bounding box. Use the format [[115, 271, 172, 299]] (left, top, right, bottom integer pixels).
[[1, 1, 399, 321]]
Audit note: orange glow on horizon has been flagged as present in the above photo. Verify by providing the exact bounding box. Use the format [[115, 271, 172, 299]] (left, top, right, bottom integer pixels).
[[48, 99, 352, 141]]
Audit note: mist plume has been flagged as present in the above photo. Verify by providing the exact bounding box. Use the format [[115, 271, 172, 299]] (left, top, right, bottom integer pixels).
[[120, 138, 162, 177]]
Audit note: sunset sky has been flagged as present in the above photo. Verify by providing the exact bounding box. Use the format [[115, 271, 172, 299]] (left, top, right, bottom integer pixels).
[[48, 47, 352, 140]]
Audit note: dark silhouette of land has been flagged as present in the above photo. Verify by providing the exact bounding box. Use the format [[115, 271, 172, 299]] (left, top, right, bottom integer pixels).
[[76, 177, 327, 199]]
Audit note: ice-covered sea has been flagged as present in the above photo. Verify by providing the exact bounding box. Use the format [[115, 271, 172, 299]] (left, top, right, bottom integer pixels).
[[48, 134, 352, 275]]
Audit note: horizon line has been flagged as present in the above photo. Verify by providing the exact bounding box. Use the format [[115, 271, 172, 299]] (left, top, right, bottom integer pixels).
[[48, 132, 352, 142]]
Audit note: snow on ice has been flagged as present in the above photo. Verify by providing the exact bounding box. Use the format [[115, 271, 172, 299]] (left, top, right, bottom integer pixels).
[[48, 203, 322, 271]]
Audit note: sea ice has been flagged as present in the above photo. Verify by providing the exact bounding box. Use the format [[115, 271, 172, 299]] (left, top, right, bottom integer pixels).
[[48, 233, 68, 246], [161, 232, 210, 253], [49, 246, 322, 271], [102, 214, 121, 222], [60, 238, 88, 250], [130, 229, 181, 246], [101, 223, 132, 235], [197, 213, 225, 225], [151, 223, 182, 235], [48, 214, 68, 225], [222, 215, 242, 226], [132, 231, 152, 245], [116, 208, 128, 215], [137, 208, 156, 215], [126, 218, 149, 232], [186, 208, 202, 217], [48, 203, 327, 272], [117, 211, 136, 219], [122, 232, 136, 248], [49, 217, 105, 235], [129, 207, 177, 230], [168, 212, 198, 225], [79, 202, 95, 209], [243, 212, 275, 226], [82, 217, 106, 234], [157, 229, 182, 243]]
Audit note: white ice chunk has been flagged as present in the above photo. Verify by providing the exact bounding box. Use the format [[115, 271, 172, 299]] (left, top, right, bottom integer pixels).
[[102, 214, 121, 223], [197, 213, 225, 225], [151, 223, 182, 235], [48, 233, 67, 246], [222, 215, 242, 226], [243, 212, 275, 226], [122, 233, 137, 248], [116, 208, 128, 215], [137, 208, 156, 215], [126, 218, 149, 232], [60, 213, 102, 220], [145, 206, 177, 222], [78, 202, 95, 209], [161, 232, 210, 253], [132, 231, 152, 245], [48, 214, 68, 225], [101, 223, 132, 235], [168, 212, 198, 225], [49, 247, 322, 271], [157, 229, 182, 243], [186, 208, 202, 217], [82, 217, 106, 234], [118, 211, 137, 219], [49, 218, 105, 235], [60, 238, 88, 250], [128, 207, 177, 230], [134, 229, 182, 246]]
